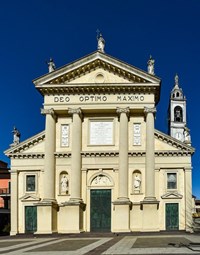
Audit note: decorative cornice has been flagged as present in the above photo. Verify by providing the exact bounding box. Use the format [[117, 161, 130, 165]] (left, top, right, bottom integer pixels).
[[8, 153, 44, 159], [54, 152, 71, 158], [129, 151, 145, 157], [155, 151, 192, 156], [20, 194, 41, 202], [33, 51, 161, 103], [81, 151, 119, 157], [36, 84, 159, 100], [7, 149, 192, 159], [155, 129, 195, 154], [161, 191, 183, 199], [4, 131, 45, 156]]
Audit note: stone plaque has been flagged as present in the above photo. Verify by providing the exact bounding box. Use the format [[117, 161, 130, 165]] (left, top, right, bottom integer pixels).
[[61, 125, 69, 147], [133, 123, 141, 145], [90, 121, 113, 145]]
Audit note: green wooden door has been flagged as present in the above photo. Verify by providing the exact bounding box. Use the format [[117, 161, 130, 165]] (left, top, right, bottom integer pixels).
[[90, 189, 111, 232], [25, 206, 37, 233], [166, 203, 179, 230]]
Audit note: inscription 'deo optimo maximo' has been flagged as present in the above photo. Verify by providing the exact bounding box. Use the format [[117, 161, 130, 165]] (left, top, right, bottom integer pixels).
[[53, 95, 145, 103], [90, 121, 113, 145]]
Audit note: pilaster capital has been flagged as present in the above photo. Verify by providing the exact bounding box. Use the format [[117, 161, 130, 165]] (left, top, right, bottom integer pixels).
[[116, 107, 130, 118], [41, 108, 57, 120], [184, 167, 192, 172], [144, 107, 156, 116], [68, 108, 83, 120]]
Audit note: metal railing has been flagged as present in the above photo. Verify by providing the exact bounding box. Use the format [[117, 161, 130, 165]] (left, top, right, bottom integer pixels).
[[0, 188, 10, 195]]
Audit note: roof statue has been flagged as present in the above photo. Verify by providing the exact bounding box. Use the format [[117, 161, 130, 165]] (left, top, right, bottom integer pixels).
[[47, 58, 56, 73], [96, 30, 105, 53], [147, 55, 155, 75], [174, 73, 179, 88], [184, 126, 191, 145], [11, 126, 21, 146]]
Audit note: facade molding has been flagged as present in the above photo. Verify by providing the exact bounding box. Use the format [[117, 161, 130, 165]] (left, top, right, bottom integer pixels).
[[155, 129, 194, 153], [4, 131, 45, 156]]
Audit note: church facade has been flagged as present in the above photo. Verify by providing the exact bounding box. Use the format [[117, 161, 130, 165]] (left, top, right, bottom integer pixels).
[[5, 43, 194, 234]]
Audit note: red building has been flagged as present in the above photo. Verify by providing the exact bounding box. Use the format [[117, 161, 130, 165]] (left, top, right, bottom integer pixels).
[[0, 160, 10, 234]]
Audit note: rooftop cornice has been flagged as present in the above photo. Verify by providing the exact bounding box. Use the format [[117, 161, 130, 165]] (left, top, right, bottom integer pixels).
[[36, 83, 160, 102]]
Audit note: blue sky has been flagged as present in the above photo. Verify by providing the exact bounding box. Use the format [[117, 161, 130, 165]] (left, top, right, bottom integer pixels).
[[0, 0, 200, 198]]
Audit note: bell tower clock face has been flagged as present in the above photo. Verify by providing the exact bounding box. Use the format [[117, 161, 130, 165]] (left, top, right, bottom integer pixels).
[[175, 132, 182, 140]]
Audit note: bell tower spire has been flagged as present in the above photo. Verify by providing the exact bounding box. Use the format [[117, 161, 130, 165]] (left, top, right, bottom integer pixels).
[[168, 74, 191, 144]]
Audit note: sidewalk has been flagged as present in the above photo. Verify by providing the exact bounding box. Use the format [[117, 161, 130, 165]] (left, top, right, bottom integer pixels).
[[0, 232, 199, 255]]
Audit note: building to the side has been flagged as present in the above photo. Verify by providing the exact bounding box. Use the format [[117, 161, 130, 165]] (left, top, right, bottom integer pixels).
[[5, 39, 194, 235], [0, 160, 10, 234]]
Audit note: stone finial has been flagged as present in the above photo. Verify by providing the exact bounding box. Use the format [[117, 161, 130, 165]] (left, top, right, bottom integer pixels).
[[147, 55, 155, 75], [96, 30, 105, 53], [47, 58, 56, 73]]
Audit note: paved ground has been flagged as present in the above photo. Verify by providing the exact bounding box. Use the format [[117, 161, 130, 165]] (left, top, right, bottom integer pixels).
[[0, 233, 200, 255]]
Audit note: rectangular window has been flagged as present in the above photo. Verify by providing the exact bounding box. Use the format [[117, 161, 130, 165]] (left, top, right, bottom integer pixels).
[[133, 123, 141, 145], [61, 124, 69, 147], [26, 175, 36, 192], [167, 173, 177, 189], [89, 120, 113, 145]]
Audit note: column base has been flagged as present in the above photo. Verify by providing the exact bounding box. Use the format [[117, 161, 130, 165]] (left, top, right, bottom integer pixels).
[[140, 200, 160, 232], [10, 231, 18, 236], [35, 200, 58, 234], [58, 201, 85, 233], [113, 199, 132, 232]]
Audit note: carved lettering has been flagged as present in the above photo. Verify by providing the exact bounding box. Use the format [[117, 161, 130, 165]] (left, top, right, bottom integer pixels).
[[53, 95, 146, 103]]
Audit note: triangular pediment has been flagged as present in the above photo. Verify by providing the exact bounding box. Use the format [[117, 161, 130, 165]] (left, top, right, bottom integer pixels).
[[155, 129, 194, 155], [4, 131, 45, 158], [20, 194, 41, 202], [33, 51, 161, 103], [161, 191, 183, 199]]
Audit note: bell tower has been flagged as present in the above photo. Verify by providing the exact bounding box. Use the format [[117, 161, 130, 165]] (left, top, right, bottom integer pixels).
[[168, 74, 191, 144]]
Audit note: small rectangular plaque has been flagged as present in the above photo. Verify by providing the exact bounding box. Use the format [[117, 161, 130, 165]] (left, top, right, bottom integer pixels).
[[61, 125, 69, 147], [90, 121, 113, 145], [133, 123, 141, 145]]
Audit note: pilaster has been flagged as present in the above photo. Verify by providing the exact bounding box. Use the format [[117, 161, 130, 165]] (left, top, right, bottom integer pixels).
[[10, 170, 18, 235], [113, 107, 131, 232], [41, 108, 57, 201], [58, 108, 84, 233], [36, 108, 57, 234], [116, 107, 130, 201], [185, 167, 193, 232], [144, 107, 157, 201], [68, 108, 83, 202], [141, 107, 159, 231]]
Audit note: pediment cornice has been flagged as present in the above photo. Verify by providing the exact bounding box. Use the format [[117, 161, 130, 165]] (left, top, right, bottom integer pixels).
[[161, 191, 183, 199], [34, 51, 160, 85], [33, 51, 161, 103], [4, 131, 45, 156], [155, 129, 195, 154], [20, 194, 41, 202]]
